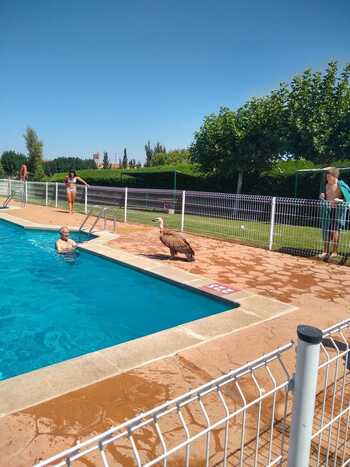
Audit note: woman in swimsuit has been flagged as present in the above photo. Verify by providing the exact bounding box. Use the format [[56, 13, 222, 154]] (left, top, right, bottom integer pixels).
[[64, 169, 88, 214]]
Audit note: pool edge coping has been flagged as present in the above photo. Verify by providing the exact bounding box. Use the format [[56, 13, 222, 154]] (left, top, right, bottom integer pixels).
[[0, 212, 298, 417]]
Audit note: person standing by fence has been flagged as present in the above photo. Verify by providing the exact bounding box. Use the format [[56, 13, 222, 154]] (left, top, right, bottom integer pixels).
[[319, 167, 350, 259], [64, 169, 88, 214], [19, 164, 28, 181]]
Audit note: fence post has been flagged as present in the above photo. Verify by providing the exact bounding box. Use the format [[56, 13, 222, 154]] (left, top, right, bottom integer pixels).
[[45, 182, 48, 206], [181, 190, 186, 232], [268, 196, 276, 250], [84, 184, 88, 214], [8, 178, 11, 196], [24, 181, 28, 205], [287, 325, 322, 467], [124, 187, 128, 223], [55, 183, 58, 208]]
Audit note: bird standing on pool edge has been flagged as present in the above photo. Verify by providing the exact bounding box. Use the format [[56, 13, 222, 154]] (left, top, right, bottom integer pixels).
[[152, 217, 195, 261]]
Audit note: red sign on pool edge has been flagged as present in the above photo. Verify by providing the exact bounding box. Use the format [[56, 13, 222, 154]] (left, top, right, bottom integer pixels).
[[201, 282, 240, 296]]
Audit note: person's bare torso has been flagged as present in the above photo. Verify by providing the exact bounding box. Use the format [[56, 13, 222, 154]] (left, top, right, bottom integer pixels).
[[326, 183, 342, 202], [56, 238, 77, 252]]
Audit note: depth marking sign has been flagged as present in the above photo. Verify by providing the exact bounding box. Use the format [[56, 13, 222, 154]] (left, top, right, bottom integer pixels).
[[201, 282, 240, 296]]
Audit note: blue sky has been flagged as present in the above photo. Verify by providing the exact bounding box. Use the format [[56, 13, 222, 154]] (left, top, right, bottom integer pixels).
[[0, 0, 349, 163]]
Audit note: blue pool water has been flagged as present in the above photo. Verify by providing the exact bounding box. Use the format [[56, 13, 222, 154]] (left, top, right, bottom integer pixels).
[[0, 220, 233, 380]]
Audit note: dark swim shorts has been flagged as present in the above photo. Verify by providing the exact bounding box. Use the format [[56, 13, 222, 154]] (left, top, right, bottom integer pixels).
[[325, 207, 343, 239]]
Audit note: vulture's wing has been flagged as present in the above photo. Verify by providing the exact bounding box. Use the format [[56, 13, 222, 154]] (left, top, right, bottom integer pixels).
[[160, 231, 194, 255]]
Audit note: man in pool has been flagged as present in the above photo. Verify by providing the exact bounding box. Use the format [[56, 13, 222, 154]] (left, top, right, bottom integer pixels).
[[56, 226, 78, 253]]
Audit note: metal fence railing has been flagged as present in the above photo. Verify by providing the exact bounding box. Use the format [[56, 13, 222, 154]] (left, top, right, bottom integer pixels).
[[309, 320, 350, 466], [35, 343, 294, 467], [1, 179, 350, 262], [34, 319, 350, 467]]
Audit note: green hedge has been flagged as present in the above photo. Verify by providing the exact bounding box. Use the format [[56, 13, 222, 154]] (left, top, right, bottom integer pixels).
[[48, 170, 136, 187], [47, 165, 205, 190], [46, 160, 350, 198]]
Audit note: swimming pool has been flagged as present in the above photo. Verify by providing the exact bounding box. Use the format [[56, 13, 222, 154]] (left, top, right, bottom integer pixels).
[[0, 220, 233, 380]]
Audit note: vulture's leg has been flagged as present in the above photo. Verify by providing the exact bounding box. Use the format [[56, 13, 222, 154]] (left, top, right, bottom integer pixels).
[[169, 248, 176, 259], [186, 252, 194, 262]]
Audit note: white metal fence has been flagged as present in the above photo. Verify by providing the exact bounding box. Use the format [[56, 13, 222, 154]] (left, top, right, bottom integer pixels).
[[34, 319, 350, 466], [1, 179, 350, 262]]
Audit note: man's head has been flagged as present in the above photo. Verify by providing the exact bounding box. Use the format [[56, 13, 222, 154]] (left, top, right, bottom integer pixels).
[[326, 167, 339, 185], [59, 226, 70, 240]]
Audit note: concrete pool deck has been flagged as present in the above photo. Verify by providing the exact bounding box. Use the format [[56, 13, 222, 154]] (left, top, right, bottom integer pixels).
[[0, 204, 349, 466]]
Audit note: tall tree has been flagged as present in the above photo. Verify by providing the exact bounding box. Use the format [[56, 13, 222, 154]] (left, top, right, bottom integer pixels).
[[144, 141, 153, 166], [150, 149, 191, 166], [144, 141, 166, 166], [191, 107, 241, 191], [191, 96, 286, 193], [122, 148, 128, 169], [153, 142, 166, 154], [24, 128, 45, 180], [234, 90, 287, 192], [0, 160, 4, 178], [103, 151, 111, 169], [0, 151, 27, 176], [286, 61, 350, 162]]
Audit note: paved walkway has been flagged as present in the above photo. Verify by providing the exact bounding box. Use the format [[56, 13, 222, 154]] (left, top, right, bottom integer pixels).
[[0, 204, 349, 466]]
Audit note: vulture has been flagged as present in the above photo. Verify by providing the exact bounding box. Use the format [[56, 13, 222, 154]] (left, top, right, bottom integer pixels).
[[152, 217, 195, 261]]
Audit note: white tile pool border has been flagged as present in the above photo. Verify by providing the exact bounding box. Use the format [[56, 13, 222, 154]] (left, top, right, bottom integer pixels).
[[0, 212, 297, 416]]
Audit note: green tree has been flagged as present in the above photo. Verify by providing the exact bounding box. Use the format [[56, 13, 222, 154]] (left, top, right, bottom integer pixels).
[[0, 151, 27, 176], [0, 160, 5, 177], [144, 141, 166, 166], [234, 90, 287, 192], [191, 107, 238, 178], [122, 148, 128, 169], [286, 61, 350, 163], [103, 151, 111, 169], [144, 141, 153, 166], [24, 128, 45, 180], [153, 142, 166, 154], [150, 149, 191, 166], [191, 94, 286, 193]]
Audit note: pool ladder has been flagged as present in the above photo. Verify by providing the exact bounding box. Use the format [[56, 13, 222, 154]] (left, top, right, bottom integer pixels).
[[2, 183, 25, 209], [79, 205, 117, 233]]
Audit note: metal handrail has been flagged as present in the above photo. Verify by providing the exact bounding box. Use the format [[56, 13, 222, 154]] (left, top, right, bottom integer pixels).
[[79, 205, 117, 233], [2, 182, 25, 208], [88, 207, 105, 233], [79, 205, 102, 232], [102, 206, 117, 232]]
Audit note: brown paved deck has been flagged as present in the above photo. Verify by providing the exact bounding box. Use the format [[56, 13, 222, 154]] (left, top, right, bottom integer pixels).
[[0, 204, 349, 466]]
